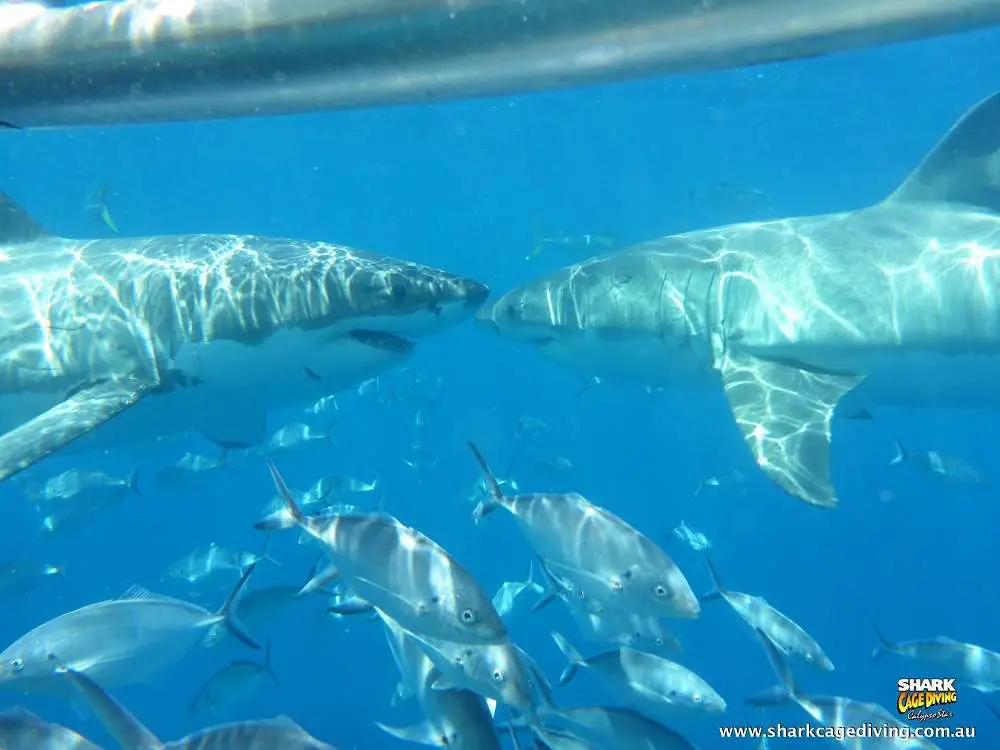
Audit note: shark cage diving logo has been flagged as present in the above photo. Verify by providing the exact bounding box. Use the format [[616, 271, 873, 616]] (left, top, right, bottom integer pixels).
[[897, 678, 957, 721]]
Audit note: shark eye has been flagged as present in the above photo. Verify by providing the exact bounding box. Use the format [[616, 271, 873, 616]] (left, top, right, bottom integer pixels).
[[10, 658, 24, 673], [491, 668, 505, 683], [655, 584, 668, 597], [505, 302, 519, 318], [460, 609, 476, 624], [390, 278, 409, 301]]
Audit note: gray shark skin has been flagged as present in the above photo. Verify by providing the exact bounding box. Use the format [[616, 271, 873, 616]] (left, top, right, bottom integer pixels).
[[0, 194, 488, 481], [478, 90, 1000, 509]]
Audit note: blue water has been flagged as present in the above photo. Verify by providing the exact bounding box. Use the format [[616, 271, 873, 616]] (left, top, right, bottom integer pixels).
[[2, 24, 999, 750]]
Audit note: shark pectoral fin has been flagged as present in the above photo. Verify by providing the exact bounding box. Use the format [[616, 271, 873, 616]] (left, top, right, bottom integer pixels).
[[0, 376, 152, 482], [719, 354, 863, 508]]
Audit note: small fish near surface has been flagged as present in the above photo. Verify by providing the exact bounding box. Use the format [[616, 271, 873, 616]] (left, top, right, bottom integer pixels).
[[0, 567, 258, 695], [0, 189, 489, 482], [54, 662, 336, 750], [475, 90, 1000, 509]]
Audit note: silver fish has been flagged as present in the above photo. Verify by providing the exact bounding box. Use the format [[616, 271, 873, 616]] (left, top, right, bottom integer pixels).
[[191, 640, 279, 716], [154, 452, 229, 491], [378, 616, 502, 749], [375, 607, 537, 716], [0, 569, 257, 694], [702, 559, 834, 672], [469, 444, 699, 621], [0, 705, 102, 750], [164, 543, 243, 586], [262, 422, 335, 452], [57, 663, 334, 750], [537, 706, 697, 749], [257, 458, 507, 646], [872, 624, 1000, 692], [491, 563, 543, 618], [0, 559, 66, 598], [889, 441, 987, 487], [751, 629, 940, 749], [551, 632, 726, 716]]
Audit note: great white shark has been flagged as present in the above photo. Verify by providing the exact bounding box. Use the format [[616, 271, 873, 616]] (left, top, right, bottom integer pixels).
[[0, 193, 489, 481], [477, 89, 1000, 509]]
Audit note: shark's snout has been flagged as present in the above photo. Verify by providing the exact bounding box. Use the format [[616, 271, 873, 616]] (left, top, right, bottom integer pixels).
[[462, 279, 490, 310]]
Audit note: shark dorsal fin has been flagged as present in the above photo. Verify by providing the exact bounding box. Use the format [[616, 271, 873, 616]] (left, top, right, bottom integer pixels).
[[886, 90, 1000, 213], [0, 193, 50, 243]]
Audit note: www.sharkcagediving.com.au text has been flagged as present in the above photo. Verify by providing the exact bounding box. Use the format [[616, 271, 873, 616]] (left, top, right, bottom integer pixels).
[[718, 722, 977, 741]]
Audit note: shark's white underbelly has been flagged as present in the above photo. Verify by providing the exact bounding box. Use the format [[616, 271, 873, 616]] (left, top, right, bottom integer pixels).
[[534, 330, 1000, 411], [0, 327, 409, 463]]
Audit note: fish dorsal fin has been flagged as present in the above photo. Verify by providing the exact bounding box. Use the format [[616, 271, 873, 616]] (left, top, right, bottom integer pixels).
[[119, 585, 162, 601], [886, 90, 1000, 213], [0, 193, 50, 243], [272, 715, 304, 730]]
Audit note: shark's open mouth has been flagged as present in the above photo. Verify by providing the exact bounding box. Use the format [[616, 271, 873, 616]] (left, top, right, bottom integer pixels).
[[348, 329, 416, 355]]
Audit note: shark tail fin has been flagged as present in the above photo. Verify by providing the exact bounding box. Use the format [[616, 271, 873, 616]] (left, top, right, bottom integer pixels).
[[886, 90, 1000, 213], [0, 193, 51, 243], [870, 621, 898, 662]]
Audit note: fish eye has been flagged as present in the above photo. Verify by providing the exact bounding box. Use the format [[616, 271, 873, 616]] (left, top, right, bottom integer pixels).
[[491, 668, 505, 683], [654, 584, 668, 597], [505, 302, 519, 319], [460, 609, 477, 624], [693, 694, 703, 703], [9, 658, 24, 673]]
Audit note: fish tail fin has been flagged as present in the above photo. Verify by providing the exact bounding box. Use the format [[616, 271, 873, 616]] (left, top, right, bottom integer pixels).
[[468, 441, 506, 522], [751, 628, 801, 703], [699, 556, 727, 602], [126, 470, 142, 496], [298, 561, 340, 597], [531, 558, 560, 612], [216, 563, 260, 650], [550, 631, 585, 686], [369, 477, 379, 492], [55, 560, 69, 580], [889, 440, 908, 466], [870, 621, 897, 661], [254, 459, 304, 530], [263, 638, 280, 686], [257, 536, 282, 568]]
